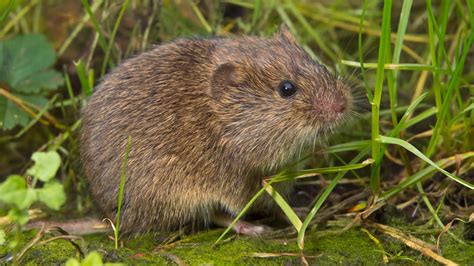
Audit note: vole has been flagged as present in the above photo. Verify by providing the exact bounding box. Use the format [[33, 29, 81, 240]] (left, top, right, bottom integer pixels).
[[80, 25, 351, 235]]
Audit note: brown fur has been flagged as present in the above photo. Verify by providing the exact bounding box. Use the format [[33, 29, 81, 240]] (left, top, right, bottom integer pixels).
[[80, 25, 352, 234]]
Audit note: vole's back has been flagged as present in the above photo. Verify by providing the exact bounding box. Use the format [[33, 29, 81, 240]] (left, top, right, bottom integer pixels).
[[81, 39, 227, 232]]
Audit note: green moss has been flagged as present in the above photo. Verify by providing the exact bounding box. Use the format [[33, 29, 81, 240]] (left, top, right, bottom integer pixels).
[[440, 224, 474, 265], [9, 222, 473, 265]]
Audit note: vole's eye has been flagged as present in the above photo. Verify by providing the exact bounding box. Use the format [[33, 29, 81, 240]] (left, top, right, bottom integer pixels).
[[278, 80, 297, 98]]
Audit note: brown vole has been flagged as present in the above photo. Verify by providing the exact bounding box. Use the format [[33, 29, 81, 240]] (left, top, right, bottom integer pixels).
[[80, 25, 351, 235]]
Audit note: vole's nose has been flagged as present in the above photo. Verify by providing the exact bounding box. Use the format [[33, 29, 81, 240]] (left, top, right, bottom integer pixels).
[[332, 93, 346, 113], [314, 91, 346, 119]]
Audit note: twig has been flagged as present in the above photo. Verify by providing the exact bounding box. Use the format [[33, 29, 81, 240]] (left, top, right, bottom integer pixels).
[[0, 88, 64, 129], [365, 221, 458, 266]]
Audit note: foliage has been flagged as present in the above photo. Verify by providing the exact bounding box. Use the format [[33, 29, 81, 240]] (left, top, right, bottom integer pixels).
[[0, 151, 65, 262], [66, 251, 124, 266], [0, 34, 63, 129]]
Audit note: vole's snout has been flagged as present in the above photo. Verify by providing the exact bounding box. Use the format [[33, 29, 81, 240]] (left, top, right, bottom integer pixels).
[[313, 91, 347, 122]]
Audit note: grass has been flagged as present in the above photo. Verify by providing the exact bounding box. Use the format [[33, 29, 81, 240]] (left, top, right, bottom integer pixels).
[[0, 0, 473, 264]]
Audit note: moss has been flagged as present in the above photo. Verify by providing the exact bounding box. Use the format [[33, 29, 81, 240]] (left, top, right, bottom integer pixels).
[[9, 221, 474, 265], [440, 224, 474, 265]]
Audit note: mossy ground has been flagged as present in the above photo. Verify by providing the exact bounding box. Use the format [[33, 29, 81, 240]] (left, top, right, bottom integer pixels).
[[10, 220, 472, 265]]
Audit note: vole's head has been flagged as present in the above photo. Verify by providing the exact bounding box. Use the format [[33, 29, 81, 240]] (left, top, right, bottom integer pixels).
[[210, 25, 352, 170]]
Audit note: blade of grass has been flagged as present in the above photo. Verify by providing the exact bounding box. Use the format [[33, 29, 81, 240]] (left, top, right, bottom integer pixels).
[[81, 0, 109, 60], [0, 0, 39, 37], [389, 92, 429, 137], [250, 0, 262, 31], [371, 0, 392, 194], [115, 136, 132, 250], [426, 0, 442, 113], [380, 151, 474, 200], [400, 107, 437, 131], [0, 0, 15, 26], [100, 0, 129, 76], [325, 140, 371, 153], [264, 183, 302, 231], [189, 0, 212, 33], [284, 0, 337, 61], [58, 0, 103, 55], [215, 158, 374, 246], [0, 94, 59, 142], [358, 0, 372, 101], [425, 32, 473, 157], [214, 177, 276, 245], [378, 136, 473, 189], [340, 61, 445, 72], [296, 148, 371, 250], [274, 159, 374, 182], [74, 60, 94, 96], [388, 0, 412, 127]]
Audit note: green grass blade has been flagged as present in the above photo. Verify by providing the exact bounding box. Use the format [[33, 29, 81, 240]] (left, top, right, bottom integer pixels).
[[0, 0, 39, 37], [74, 60, 93, 96], [378, 136, 473, 189], [425, 33, 473, 157], [0, 0, 15, 27], [380, 152, 474, 200], [100, 0, 129, 76], [59, 0, 103, 56], [371, 0, 392, 194], [265, 184, 302, 231], [81, 0, 108, 56], [284, 0, 337, 61], [214, 177, 278, 245], [392, 0, 412, 68], [399, 106, 437, 131], [189, 0, 212, 33], [340, 61, 445, 71], [388, 0, 412, 128], [115, 136, 132, 250], [325, 140, 371, 153], [296, 148, 371, 250], [389, 92, 429, 137], [274, 159, 374, 183], [358, 0, 372, 101], [250, 0, 262, 31]]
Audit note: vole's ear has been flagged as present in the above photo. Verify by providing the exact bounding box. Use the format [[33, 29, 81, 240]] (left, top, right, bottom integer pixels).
[[210, 63, 246, 101], [276, 24, 297, 45]]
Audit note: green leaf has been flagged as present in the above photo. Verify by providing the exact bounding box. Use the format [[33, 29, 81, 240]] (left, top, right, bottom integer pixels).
[[0, 93, 48, 130], [37, 181, 66, 210], [65, 258, 81, 266], [82, 251, 104, 266], [14, 70, 64, 93], [0, 34, 63, 129], [0, 175, 36, 209], [0, 229, 5, 245], [1, 96, 29, 129], [1, 34, 56, 86], [8, 208, 30, 225], [27, 151, 61, 182]]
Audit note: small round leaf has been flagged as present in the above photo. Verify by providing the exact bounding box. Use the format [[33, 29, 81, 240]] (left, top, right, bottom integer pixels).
[[27, 151, 61, 182]]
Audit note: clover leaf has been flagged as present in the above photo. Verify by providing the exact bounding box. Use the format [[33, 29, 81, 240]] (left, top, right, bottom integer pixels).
[[37, 181, 66, 210], [27, 151, 61, 182], [0, 175, 36, 209]]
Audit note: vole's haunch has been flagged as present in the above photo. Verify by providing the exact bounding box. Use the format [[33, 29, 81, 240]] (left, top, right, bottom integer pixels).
[[80, 25, 352, 235]]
